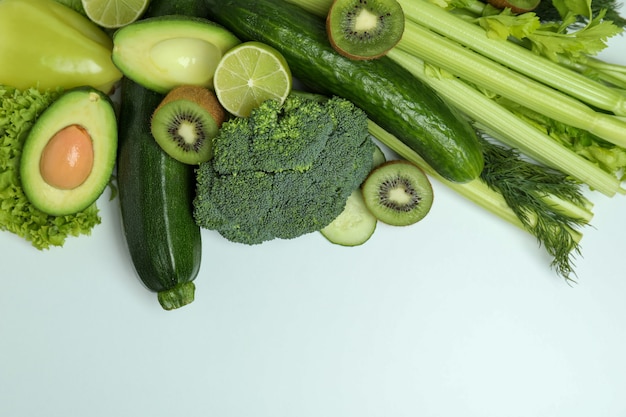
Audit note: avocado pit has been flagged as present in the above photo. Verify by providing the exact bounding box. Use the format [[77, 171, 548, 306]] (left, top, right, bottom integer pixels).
[[40, 124, 94, 190]]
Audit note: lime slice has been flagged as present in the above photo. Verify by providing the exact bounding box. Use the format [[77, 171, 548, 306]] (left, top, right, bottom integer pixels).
[[81, 0, 150, 29], [213, 41, 292, 117]]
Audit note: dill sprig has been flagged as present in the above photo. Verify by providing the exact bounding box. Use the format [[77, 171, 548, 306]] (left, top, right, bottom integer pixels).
[[479, 136, 592, 281], [534, 0, 626, 28]]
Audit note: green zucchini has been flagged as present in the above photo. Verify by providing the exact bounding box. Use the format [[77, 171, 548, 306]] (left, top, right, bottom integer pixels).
[[117, 77, 201, 310], [116, 0, 205, 310], [203, 0, 484, 183]]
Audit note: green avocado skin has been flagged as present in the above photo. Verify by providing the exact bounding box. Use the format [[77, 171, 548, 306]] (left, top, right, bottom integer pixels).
[[19, 86, 117, 216]]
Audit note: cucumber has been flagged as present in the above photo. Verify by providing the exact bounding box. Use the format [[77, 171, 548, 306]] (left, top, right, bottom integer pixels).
[[203, 0, 484, 183], [320, 189, 378, 246], [116, 0, 204, 310]]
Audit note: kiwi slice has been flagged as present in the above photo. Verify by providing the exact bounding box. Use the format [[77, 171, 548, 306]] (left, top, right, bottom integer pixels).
[[150, 85, 226, 165], [362, 160, 433, 226], [326, 0, 405, 60]]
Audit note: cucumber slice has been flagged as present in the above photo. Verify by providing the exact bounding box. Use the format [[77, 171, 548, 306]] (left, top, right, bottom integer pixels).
[[321, 189, 377, 246]]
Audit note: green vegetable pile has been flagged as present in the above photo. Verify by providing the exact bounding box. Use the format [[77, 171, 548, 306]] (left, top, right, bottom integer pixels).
[[193, 94, 375, 245], [1, 0, 625, 305], [0, 86, 101, 249]]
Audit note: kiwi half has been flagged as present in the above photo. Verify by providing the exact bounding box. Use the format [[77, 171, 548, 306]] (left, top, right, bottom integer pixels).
[[151, 85, 226, 165], [326, 0, 405, 60], [362, 160, 433, 226]]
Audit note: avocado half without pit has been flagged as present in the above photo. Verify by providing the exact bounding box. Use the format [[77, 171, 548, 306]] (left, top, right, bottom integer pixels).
[[111, 16, 241, 93], [20, 87, 117, 216]]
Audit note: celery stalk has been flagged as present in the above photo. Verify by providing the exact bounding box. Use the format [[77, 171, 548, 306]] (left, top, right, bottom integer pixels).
[[283, 0, 330, 16], [395, 22, 626, 148], [396, 0, 626, 116], [387, 49, 623, 197]]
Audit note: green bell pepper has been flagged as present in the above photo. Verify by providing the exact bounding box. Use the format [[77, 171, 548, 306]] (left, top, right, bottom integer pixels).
[[0, 0, 122, 93]]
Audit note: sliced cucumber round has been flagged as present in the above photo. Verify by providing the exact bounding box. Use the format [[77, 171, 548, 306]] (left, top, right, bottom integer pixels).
[[320, 189, 377, 246]]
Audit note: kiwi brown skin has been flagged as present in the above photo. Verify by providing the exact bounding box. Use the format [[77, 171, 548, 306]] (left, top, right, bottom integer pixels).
[[326, 0, 405, 60], [361, 159, 434, 226], [487, 0, 541, 13], [150, 85, 226, 164]]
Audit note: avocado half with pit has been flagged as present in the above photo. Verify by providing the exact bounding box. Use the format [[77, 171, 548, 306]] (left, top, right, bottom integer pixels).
[[20, 87, 117, 216], [111, 16, 241, 94]]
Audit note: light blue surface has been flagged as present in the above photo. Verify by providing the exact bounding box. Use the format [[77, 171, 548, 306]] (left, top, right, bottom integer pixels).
[[2, 31, 626, 417]]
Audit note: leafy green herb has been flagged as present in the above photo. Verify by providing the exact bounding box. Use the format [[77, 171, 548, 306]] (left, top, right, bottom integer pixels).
[[479, 136, 591, 280], [0, 85, 101, 249], [535, 0, 626, 27], [367, 120, 593, 281]]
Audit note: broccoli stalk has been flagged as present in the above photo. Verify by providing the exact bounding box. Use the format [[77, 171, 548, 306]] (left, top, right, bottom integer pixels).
[[193, 94, 375, 245]]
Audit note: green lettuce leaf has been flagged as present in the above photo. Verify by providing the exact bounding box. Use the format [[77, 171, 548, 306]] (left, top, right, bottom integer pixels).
[[0, 85, 101, 250]]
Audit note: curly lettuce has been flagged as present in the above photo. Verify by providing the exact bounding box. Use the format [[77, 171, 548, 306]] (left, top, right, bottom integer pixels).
[[0, 85, 101, 250]]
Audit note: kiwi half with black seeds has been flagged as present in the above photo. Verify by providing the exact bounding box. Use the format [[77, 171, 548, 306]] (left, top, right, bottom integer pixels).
[[326, 0, 405, 60], [362, 160, 433, 226], [150, 85, 226, 165]]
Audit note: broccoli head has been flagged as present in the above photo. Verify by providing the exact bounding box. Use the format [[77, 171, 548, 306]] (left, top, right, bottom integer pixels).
[[193, 94, 375, 245]]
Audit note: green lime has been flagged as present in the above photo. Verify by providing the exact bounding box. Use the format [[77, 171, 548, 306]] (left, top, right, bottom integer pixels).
[[213, 41, 292, 117], [81, 0, 150, 29]]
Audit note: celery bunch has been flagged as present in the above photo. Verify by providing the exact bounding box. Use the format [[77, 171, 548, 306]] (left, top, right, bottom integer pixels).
[[284, 0, 626, 279]]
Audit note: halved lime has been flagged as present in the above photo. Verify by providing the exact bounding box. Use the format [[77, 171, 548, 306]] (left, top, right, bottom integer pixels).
[[81, 0, 150, 29], [213, 41, 292, 117]]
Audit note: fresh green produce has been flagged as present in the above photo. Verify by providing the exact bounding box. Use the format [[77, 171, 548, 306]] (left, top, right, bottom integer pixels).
[[150, 85, 226, 165], [534, 0, 626, 28], [111, 15, 240, 94], [81, 0, 151, 29], [193, 93, 375, 245], [0, 86, 102, 249], [478, 137, 592, 279], [203, 0, 484, 184], [213, 41, 293, 117], [361, 160, 434, 227], [20, 87, 118, 216], [113, 0, 212, 311], [0, 0, 122, 94], [320, 189, 378, 246], [117, 77, 202, 311], [286, 0, 624, 279], [368, 121, 593, 281], [394, 0, 626, 118], [325, 0, 405, 60], [54, 0, 86, 14], [389, 51, 623, 196], [285, 0, 626, 164], [320, 139, 387, 246]]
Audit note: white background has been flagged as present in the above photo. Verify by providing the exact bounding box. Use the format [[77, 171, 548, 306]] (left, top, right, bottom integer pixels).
[[2, 26, 626, 417]]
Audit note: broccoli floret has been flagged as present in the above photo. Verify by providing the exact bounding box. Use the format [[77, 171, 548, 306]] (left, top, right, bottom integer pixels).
[[193, 94, 375, 245]]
